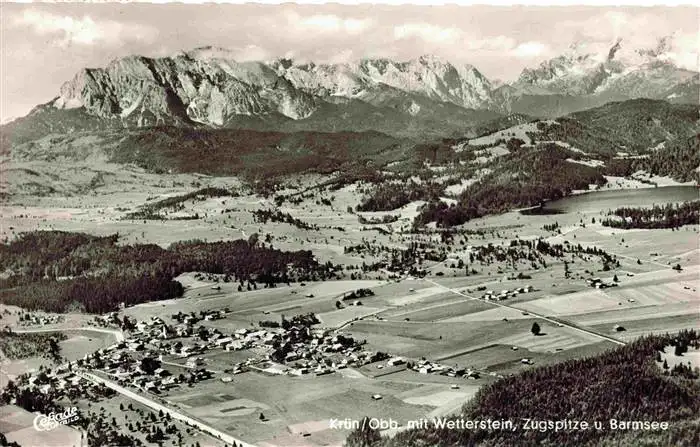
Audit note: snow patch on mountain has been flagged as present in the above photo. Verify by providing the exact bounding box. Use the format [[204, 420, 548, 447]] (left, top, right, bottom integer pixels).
[[514, 36, 699, 99], [566, 158, 605, 168], [45, 41, 698, 128]]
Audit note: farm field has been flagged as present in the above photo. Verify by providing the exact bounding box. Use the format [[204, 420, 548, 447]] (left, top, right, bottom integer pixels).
[[161, 370, 434, 446], [341, 317, 605, 361], [59, 330, 117, 361], [571, 302, 699, 326], [317, 306, 387, 328], [446, 341, 619, 376], [574, 226, 700, 264], [379, 297, 492, 322], [495, 326, 602, 352], [515, 269, 699, 318], [123, 277, 389, 324], [590, 314, 700, 341]]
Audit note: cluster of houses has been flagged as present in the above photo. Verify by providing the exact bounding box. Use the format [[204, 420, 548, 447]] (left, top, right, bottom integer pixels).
[[80, 311, 377, 389], [88, 311, 130, 330], [481, 285, 534, 301], [171, 309, 229, 325], [275, 343, 384, 376], [17, 313, 63, 327], [259, 325, 382, 376], [401, 358, 481, 379], [75, 340, 212, 394]]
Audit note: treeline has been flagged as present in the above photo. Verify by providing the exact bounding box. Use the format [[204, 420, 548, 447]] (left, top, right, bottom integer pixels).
[[0, 231, 334, 313], [351, 330, 700, 447], [412, 139, 465, 166], [414, 145, 605, 228], [252, 209, 319, 231], [124, 187, 235, 220], [357, 214, 400, 225], [413, 201, 479, 228], [602, 201, 700, 229], [342, 288, 375, 301], [357, 181, 444, 212]]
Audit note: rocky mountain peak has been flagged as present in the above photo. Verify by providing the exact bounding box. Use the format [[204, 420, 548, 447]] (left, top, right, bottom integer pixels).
[[37, 43, 700, 131], [514, 36, 697, 99]]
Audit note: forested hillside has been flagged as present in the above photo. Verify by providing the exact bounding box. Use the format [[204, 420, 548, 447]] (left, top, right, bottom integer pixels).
[[565, 99, 699, 153], [636, 135, 700, 182], [414, 144, 606, 227], [108, 126, 410, 180]]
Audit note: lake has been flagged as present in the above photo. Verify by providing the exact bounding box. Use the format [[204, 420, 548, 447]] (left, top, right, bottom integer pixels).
[[524, 186, 699, 215]]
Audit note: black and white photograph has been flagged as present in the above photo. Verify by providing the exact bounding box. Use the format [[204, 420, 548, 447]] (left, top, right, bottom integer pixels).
[[0, 1, 698, 446]]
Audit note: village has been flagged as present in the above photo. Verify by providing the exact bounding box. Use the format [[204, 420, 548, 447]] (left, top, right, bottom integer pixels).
[[82, 303, 490, 397]]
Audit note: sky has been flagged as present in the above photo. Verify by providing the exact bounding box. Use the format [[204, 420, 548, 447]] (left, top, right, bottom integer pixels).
[[0, 3, 698, 121]]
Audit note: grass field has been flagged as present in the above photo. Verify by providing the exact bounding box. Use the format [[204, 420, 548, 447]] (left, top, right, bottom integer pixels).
[[342, 316, 605, 361], [380, 298, 492, 322], [590, 314, 699, 341], [571, 302, 698, 326], [162, 370, 434, 446], [496, 327, 601, 352]]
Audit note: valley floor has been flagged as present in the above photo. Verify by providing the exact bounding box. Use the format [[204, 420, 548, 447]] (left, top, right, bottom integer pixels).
[[1, 163, 698, 447]]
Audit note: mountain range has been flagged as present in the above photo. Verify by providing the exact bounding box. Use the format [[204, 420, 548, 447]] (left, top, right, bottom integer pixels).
[[3, 37, 697, 146]]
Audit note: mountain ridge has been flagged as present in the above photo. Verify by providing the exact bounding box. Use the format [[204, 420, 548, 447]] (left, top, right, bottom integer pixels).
[[45, 38, 700, 126], [2, 38, 697, 149]]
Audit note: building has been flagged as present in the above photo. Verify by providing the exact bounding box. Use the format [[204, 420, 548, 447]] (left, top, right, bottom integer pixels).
[[214, 336, 234, 347], [186, 357, 204, 368], [226, 340, 247, 351], [387, 357, 405, 366]]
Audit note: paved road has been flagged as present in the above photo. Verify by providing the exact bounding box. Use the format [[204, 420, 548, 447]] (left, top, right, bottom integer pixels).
[[78, 371, 256, 447]]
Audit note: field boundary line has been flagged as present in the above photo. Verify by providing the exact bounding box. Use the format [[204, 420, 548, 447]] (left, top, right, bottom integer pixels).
[[422, 278, 627, 346]]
